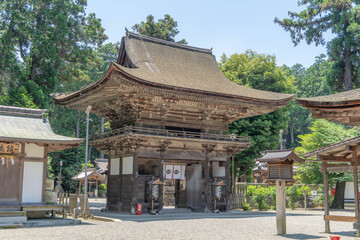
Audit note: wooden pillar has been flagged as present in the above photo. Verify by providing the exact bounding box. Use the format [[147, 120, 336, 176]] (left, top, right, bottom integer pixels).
[[276, 180, 286, 235], [131, 152, 139, 214], [204, 150, 211, 212], [78, 180, 81, 195], [232, 156, 235, 193], [158, 151, 164, 212], [323, 160, 330, 233], [225, 155, 231, 211], [95, 179, 98, 198], [352, 151, 360, 237]]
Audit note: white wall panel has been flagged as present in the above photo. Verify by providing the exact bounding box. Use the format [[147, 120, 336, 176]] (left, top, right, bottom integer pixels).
[[22, 162, 43, 203], [212, 161, 225, 177], [25, 143, 44, 158], [122, 156, 133, 175], [110, 158, 120, 175]]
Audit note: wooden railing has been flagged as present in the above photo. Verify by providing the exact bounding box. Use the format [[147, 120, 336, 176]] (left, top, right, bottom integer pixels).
[[91, 125, 249, 143]]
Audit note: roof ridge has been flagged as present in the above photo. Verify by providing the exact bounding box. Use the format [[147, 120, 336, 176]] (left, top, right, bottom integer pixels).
[[126, 31, 213, 54], [0, 105, 47, 118]]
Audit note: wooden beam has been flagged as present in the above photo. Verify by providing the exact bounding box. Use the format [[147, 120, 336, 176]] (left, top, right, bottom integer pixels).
[[321, 155, 352, 162], [324, 215, 357, 223]]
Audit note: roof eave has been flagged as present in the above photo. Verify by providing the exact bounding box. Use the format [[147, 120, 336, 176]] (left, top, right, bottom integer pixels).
[[53, 62, 294, 108]]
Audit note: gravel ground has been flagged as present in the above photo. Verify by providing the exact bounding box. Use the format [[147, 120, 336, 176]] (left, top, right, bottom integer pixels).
[[1, 198, 359, 240]]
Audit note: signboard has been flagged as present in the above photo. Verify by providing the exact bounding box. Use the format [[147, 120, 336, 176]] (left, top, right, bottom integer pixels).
[[0, 143, 19, 155], [0, 143, 20, 168]]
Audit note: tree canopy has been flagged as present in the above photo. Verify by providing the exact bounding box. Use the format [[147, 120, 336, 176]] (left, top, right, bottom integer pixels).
[[275, 0, 360, 91], [219, 50, 295, 179], [132, 14, 187, 44], [0, 0, 107, 108]]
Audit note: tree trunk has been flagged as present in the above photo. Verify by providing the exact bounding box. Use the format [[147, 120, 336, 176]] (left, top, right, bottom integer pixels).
[[290, 124, 294, 148], [330, 181, 346, 209], [344, 48, 352, 91]]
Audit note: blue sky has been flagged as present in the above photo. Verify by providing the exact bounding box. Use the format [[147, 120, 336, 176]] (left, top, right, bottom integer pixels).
[[86, 0, 331, 68]]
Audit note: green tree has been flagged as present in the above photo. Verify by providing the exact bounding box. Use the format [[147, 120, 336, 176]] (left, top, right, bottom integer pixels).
[[220, 50, 295, 179], [295, 119, 359, 208], [284, 54, 332, 148], [132, 14, 187, 44], [275, 0, 360, 91], [0, 0, 107, 108]]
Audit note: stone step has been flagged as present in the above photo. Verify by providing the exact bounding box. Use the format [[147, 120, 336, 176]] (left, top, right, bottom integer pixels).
[[0, 211, 26, 217], [0, 206, 21, 212], [0, 223, 24, 229], [0, 216, 27, 224]]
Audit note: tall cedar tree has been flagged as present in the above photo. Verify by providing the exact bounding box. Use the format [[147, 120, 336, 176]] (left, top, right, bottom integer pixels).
[[0, 0, 107, 108], [132, 14, 187, 44], [275, 0, 360, 92]]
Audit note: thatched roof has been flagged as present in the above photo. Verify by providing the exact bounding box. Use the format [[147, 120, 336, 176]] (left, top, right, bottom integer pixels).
[[0, 105, 83, 151], [53, 31, 293, 110], [297, 89, 360, 126], [297, 89, 360, 109]]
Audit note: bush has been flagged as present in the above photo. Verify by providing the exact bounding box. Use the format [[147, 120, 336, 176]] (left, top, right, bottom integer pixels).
[[253, 187, 269, 211], [98, 183, 107, 197], [247, 185, 256, 197], [286, 185, 301, 209], [268, 187, 276, 210], [242, 200, 252, 211]]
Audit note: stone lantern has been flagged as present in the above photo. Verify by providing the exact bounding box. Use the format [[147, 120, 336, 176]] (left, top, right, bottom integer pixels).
[[148, 178, 163, 214]]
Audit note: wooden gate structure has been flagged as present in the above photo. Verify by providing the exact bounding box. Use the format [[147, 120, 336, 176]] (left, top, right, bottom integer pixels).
[[298, 89, 360, 236], [52, 30, 293, 213]]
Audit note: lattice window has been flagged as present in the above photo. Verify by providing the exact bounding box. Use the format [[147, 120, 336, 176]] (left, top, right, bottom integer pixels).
[[269, 166, 279, 178], [281, 165, 292, 179]]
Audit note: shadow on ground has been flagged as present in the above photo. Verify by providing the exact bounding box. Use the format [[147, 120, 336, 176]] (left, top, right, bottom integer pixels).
[[331, 231, 356, 237], [280, 233, 324, 239]]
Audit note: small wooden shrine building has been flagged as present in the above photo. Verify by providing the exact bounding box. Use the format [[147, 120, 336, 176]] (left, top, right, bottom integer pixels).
[[52, 31, 293, 213], [256, 150, 304, 184], [72, 169, 105, 197], [0, 106, 83, 206], [297, 90, 360, 236]]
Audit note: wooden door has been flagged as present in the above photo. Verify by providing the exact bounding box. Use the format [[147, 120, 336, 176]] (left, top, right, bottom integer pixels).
[[186, 164, 202, 209], [0, 158, 21, 204]]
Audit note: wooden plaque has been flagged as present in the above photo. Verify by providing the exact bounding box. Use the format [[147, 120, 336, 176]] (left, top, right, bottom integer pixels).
[[0, 143, 20, 155]]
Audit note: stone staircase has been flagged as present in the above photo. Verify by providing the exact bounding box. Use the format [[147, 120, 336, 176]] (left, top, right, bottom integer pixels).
[[0, 206, 27, 228]]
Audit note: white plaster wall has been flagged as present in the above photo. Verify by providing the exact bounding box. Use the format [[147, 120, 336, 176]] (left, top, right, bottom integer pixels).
[[212, 161, 225, 177], [25, 143, 44, 158], [110, 158, 120, 175], [344, 182, 360, 199], [122, 156, 133, 175], [22, 162, 43, 203]]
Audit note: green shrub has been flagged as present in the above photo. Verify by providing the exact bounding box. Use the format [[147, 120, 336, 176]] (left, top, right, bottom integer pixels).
[[269, 186, 276, 210], [247, 185, 256, 197], [286, 185, 301, 209], [98, 183, 107, 197], [253, 186, 269, 211], [242, 200, 252, 211]]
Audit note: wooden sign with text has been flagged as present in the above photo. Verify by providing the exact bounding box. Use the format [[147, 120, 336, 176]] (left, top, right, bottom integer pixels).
[[0, 143, 20, 155]]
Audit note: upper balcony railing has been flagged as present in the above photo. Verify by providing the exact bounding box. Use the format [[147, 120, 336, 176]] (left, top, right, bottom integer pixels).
[[90, 125, 250, 143]]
